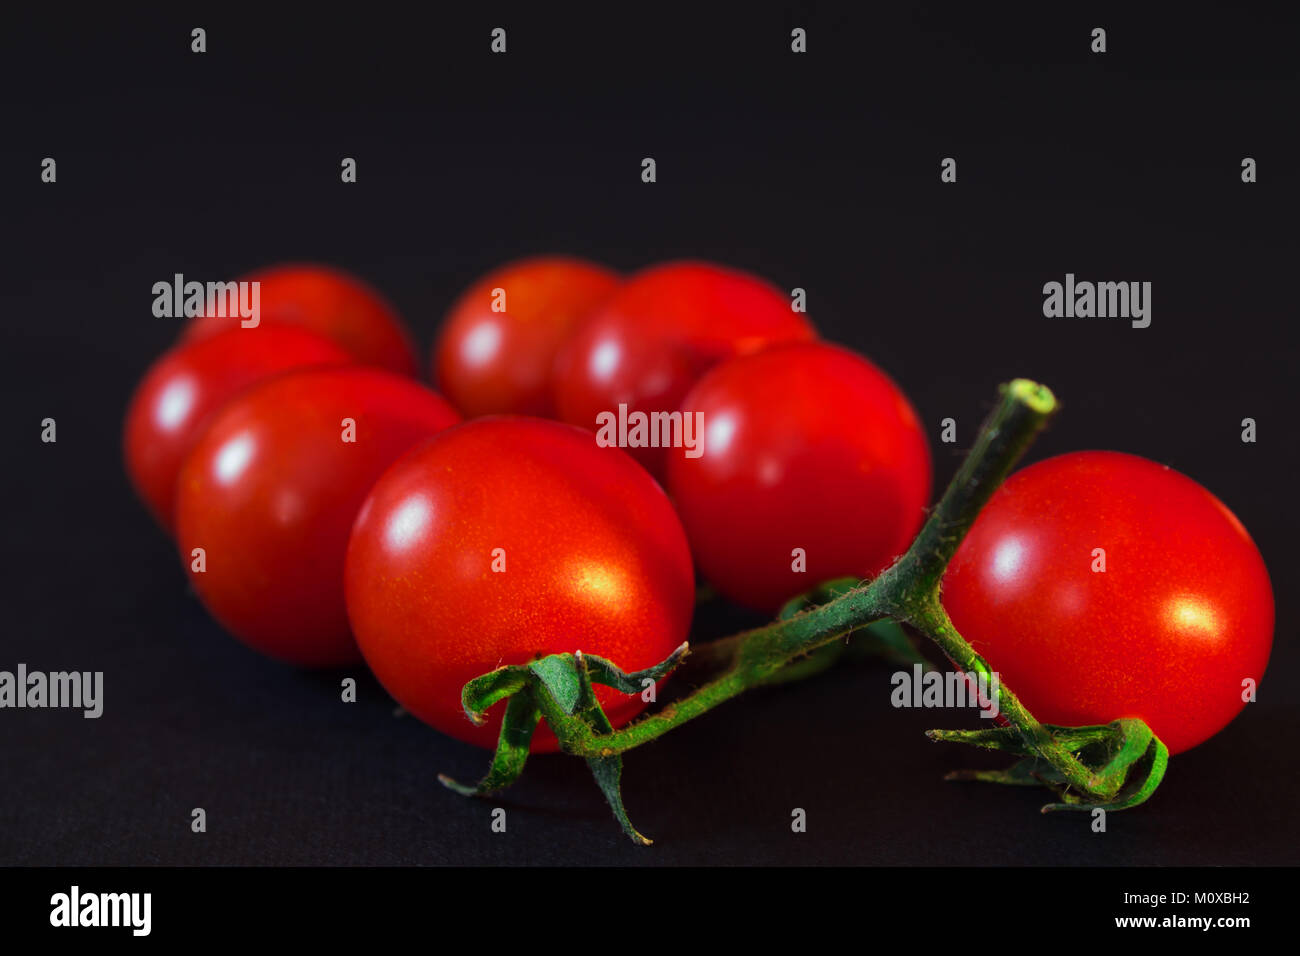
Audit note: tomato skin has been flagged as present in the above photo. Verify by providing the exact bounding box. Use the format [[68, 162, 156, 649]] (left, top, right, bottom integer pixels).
[[433, 256, 620, 418], [124, 326, 352, 533], [345, 417, 695, 751], [185, 263, 419, 376], [175, 367, 460, 668], [552, 261, 816, 479], [666, 342, 931, 613], [941, 451, 1274, 755]]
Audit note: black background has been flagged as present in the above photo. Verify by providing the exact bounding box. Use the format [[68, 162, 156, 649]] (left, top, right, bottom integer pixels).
[[2, 4, 1297, 866]]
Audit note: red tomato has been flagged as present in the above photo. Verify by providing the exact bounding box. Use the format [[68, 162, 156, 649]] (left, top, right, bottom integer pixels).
[[666, 342, 931, 613], [941, 451, 1274, 754], [124, 326, 351, 533], [175, 367, 460, 668], [433, 256, 620, 417], [185, 263, 418, 376], [552, 261, 816, 479], [345, 417, 695, 751]]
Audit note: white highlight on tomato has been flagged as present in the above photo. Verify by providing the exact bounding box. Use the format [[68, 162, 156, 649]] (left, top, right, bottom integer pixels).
[[214, 432, 255, 486], [385, 494, 433, 552], [155, 376, 197, 432]]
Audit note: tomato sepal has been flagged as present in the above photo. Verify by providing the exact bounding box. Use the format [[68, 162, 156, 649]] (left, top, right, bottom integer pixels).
[[528, 656, 586, 716], [929, 717, 1170, 812], [582, 643, 691, 693], [530, 648, 690, 845], [459, 665, 532, 726], [443, 645, 691, 844], [438, 692, 542, 797], [571, 652, 653, 846]]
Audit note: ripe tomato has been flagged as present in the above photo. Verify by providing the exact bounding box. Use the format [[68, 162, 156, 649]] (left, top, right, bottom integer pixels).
[[666, 342, 931, 613], [941, 451, 1274, 754], [552, 260, 816, 479], [124, 326, 351, 533], [433, 256, 620, 417], [175, 367, 460, 668], [185, 263, 419, 376], [345, 417, 695, 751]]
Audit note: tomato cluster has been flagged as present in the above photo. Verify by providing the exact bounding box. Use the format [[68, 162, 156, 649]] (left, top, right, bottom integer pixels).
[[125, 258, 1272, 758]]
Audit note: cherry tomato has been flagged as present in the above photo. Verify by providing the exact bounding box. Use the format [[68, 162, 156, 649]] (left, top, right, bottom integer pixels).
[[175, 367, 460, 668], [185, 263, 419, 376], [941, 451, 1274, 754], [124, 326, 351, 533], [552, 261, 816, 479], [666, 342, 931, 613], [345, 417, 695, 751], [434, 256, 620, 417]]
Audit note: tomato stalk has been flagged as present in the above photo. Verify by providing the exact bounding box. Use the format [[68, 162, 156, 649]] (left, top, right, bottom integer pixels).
[[441, 379, 1169, 843]]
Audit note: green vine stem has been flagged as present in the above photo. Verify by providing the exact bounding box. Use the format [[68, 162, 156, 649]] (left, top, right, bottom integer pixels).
[[441, 379, 1169, 842]]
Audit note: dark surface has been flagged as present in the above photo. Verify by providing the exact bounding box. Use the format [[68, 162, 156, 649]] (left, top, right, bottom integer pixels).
[[1, 5, 1296, 865]]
